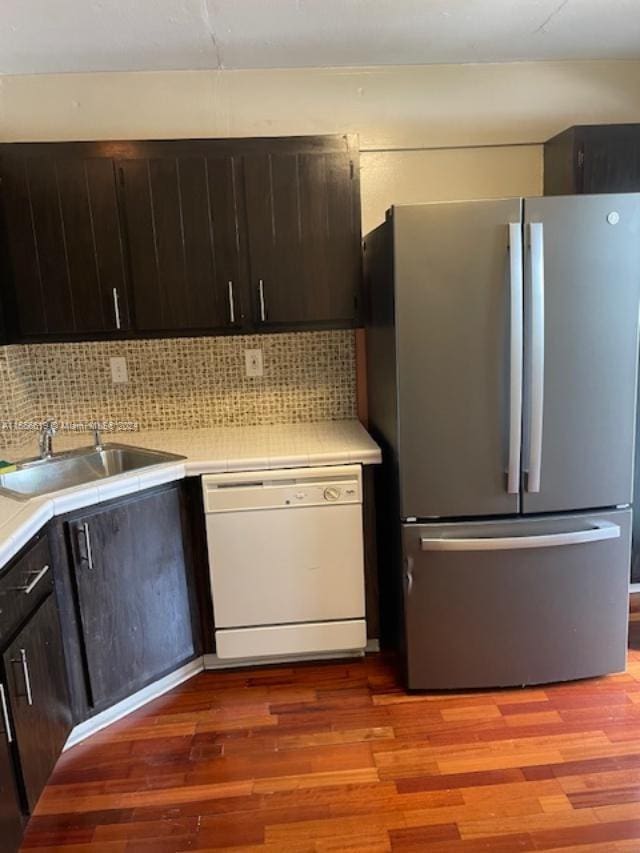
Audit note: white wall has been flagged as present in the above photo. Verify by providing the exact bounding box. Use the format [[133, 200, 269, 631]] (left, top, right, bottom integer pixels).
[[1, 60, 640, 231], [360, 146, 541, 234]]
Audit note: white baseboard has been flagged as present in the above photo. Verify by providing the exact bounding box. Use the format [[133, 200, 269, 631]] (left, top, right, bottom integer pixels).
[[64, 658, 204, 750], [63, 641, 382, 749]]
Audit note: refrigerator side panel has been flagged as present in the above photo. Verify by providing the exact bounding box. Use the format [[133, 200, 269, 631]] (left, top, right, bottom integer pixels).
[[403, 509, 631, 690], [522, 193, 640, 514], [394, 199, 522, 519], [365, 219, 399, 467], [364, 218, 405, 652]]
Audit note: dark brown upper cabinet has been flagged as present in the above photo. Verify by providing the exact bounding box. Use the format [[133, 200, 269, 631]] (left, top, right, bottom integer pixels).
[[544, 124, 640, 196], [119, 146, 248, 333], [243, 138, 362, 328], [0, 146, 130, 339], [0, 134, 362, 342]]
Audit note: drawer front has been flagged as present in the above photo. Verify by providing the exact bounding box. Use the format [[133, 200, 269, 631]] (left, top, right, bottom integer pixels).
[[0, 536, 53, 643], [402, 509, 631, 690]]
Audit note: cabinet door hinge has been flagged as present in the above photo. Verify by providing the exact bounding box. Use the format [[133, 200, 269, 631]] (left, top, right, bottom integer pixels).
[[577, 149, 584, 168]]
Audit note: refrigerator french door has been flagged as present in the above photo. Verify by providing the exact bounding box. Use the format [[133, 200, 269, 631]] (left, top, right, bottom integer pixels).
[[366, 193, 640, 688], [393, 195, 640, 520]]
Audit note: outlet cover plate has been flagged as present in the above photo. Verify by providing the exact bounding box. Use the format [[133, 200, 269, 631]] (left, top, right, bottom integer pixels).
[[110, 357, 128, 384], [244, 349, 263, 378]]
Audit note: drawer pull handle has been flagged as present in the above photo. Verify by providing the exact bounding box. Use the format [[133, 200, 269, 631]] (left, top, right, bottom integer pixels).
[[11, 649, 33, 706], [16, 564, 50, 595], [0, 684, 12, 742]]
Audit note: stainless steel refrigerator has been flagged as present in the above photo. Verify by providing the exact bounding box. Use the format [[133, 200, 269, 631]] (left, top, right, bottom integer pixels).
[[365, 194, 640, 689]]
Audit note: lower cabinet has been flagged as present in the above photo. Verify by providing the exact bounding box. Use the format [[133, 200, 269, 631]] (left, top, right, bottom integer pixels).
[[0, 483, 198, 850], [0, 532, 72, 851], [61, 483, 197, 716], [3, 595, 72, 813]]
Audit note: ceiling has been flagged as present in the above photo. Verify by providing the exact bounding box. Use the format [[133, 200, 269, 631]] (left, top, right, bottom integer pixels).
[[2, 0, 640, 76]]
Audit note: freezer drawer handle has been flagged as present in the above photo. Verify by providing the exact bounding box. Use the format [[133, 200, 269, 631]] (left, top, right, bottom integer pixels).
[[527, 221, 545, 493], [507, 222, 523, 494], [420, 520, 620, 552]]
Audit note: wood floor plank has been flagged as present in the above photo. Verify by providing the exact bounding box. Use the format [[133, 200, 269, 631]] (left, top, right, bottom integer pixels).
[[19, 598, 640, 850]]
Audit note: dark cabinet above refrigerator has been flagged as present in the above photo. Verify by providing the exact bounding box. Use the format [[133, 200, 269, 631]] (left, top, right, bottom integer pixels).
[[544, 123, 640, 196]]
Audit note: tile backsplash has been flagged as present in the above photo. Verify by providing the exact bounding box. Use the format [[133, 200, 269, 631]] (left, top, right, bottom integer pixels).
[[0, 346, 36, 449], [0, 331, 356, 452]]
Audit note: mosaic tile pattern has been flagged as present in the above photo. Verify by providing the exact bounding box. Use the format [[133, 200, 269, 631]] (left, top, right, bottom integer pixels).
[[0, 331, 356, 451], [0, 346, 37, 451]]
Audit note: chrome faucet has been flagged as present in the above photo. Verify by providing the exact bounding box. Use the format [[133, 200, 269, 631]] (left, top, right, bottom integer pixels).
[[38, 418, 58, 460], [93, 427, 104, 452]]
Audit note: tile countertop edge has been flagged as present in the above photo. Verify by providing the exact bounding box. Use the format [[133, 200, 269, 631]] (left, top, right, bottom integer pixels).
[[0, 420, 381, 570]]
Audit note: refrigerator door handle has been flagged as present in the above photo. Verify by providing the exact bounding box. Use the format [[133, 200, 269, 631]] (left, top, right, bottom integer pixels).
[[420, 520, 620, 552], [507, 222, 523, 494], [527, 221, 545, 493]]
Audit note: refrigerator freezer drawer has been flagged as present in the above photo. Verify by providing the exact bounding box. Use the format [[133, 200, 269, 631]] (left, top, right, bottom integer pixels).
[[402, 509, 631, 690]]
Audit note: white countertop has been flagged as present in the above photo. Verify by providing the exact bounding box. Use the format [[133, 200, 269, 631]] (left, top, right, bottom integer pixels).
[[0, 420, 381, 569]]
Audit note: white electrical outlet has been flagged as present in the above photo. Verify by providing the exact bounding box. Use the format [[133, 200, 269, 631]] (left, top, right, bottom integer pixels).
[[110, 356, 128, 384], [245, 348, 263, 378]]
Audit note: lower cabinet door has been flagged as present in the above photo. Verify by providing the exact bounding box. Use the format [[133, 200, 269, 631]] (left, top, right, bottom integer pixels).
[[70, 486, 195, 711], [402, 509, 631, 690], [3, 594, 72, 813], [0, 727, 23, 853]]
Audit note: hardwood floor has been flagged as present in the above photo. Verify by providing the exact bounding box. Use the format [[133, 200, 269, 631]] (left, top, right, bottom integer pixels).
[[22, 598, 640, 852]]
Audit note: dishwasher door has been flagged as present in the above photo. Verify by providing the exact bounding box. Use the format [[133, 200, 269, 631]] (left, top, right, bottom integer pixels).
[[203, 466, 366, 659]]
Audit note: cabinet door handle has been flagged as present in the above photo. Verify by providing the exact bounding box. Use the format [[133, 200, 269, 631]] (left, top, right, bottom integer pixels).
[[0, 684, 13, 743], [112, 287, 122, 330], [14, 564, 50, 595], [11, 649, 33, 706], [82, 522, 95, 570], [228, 280, 236, 324], [258, 279, 266, 322]]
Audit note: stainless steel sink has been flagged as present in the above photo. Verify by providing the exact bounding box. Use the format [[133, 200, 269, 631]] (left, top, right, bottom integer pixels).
[[0, 444, 185, 500]]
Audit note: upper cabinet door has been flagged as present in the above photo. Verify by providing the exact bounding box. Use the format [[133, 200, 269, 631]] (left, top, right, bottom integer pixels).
[[0, 152, 129, 338], [580, 125, 640, 194], [119, 151, 248, 332], [521, 194, 640, 514], [243, 143, 362, 328]]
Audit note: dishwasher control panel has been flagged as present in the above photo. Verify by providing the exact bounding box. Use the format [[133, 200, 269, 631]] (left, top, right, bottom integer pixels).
[[203, 465, 362, 513]]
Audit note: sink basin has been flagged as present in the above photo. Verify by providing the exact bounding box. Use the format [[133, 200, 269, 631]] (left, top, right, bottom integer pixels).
[[0, 444, 185, 500]]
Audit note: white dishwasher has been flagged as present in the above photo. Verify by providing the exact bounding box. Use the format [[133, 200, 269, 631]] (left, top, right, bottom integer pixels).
[[203, 465, 366, 661]]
